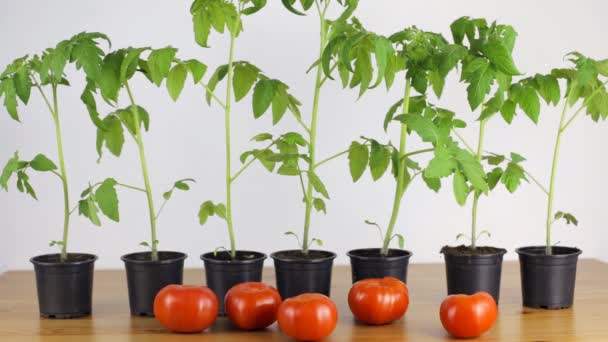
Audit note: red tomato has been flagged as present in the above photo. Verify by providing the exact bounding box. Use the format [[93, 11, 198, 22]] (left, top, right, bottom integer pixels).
[[439, 292, 497, 338], [278, 293, 338, 341], [153, 285, 218, 333], [225, 282, 282, 330], [348, 277, 409, 325]]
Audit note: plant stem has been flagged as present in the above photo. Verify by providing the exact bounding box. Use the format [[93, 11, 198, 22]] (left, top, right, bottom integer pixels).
[[224, 29, 238, 259], [301, 7, 327, 255], [381, 78, 411, 256], [545, 101, 569, 255], [50, 85, 70, 262], [471, 118, 487, 250], [125, 83, 159, 261], [314, 150, 349, 169]]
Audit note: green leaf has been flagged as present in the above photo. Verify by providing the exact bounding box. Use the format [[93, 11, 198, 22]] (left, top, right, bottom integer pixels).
[[484, 154, 505, 165], [95, 178, 119, 222], [163, 190, 173, 200], [13, 68, 31, 104], [534, 74, 560, 105], [500, 99, 516, 124], [272, 84, 289, 124], [518, 86, 541, 123], [422, 174, 441, 192], [147, 47, 177, 86], [80, 80, 105, 129], [252, 79, 276, 118], [486, 167, 503, 190], [395, 113, 442, 143], [369, 141, 391, 181], [119, 47, 149, 83], [308, 171, 329, 199], [205, 65, 228, 105], [313, 197, 326, 214], [424, 148, 456, 179], [116, 105, 150, 136], [455, 149, 488, 193], [501, 162, 527, 193], [453, 170, 468, 206], [354, 48, 373, 97], [233, 63, 260, 101], [29, 154, 57, 171], [481, 36, 521, 75], [198, 200, 216, 225], [214, 203, 227, 219], [1, 78, 19, 121], [463, 57, 495, 111], [596, 59, 608, 76], [384, 99, 403, 131], [372, 36, 392, 88], [554, 211, 578, 226], [185, 59, 207, 83], [510, 152, 526, 163], [174, 178, 195, 190], [281, 0, 306, 15], [0, 152, 20, 191], [79, 197, 101, 226], [99, 51, 124, 103], [166, 63, 188, 101], [251, 133, 273, 142], [97, 115, 125, 157], [348, 141, 368, 182]]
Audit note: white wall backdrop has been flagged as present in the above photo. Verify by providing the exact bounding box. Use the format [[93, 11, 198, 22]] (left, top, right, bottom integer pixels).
[[1, 0, 607, 271]]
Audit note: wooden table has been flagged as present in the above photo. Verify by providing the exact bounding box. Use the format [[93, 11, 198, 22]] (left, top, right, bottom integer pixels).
[[0, 260, 607, 341]]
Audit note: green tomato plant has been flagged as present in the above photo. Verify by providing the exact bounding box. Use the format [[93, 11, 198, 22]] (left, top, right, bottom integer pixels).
[[77, 46, 201, 261], [334, 25, 493, 256], [188, 0, 302, 258], [0, 32, 110, 262], [517, 53, 608, 255], [445, 17, 535, 249]]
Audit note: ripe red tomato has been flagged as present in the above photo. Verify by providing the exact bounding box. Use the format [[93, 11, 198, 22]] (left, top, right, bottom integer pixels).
[[277, 293, 338, 341], [439, 292, 497, 338], [225, 282, 282, 330], [348, 277, 409, 325], [153, 285, 218, 333]]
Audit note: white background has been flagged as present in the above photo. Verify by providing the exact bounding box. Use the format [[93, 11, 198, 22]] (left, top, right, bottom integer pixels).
[[1, 0, 607, 271]]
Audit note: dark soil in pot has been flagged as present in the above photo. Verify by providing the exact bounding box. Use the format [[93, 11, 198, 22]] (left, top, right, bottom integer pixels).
[[516, 246, 582, 309], [271, 249, 336, 300], [121, 251, 187, 316], [201, 250, 266, 315], [31, 253, 97, 319], [347, 248, 412, 284], [441, 245, 506, 304]]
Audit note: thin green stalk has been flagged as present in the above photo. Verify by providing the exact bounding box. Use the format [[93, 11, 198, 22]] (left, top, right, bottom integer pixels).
[[471, 118, 487, 250], [302, 7, 327, 255], [224, 29, 238, 258], [545, 101, 569, 255], [381, 78, 411, 256], [125, 83, 159, 261], [51, 84, 70, 262]]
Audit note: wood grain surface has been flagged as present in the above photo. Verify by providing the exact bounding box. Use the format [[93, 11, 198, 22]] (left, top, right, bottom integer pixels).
[[0, 259, 607, 341]]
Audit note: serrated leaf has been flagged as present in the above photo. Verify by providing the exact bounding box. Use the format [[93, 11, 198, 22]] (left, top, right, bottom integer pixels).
[[501, 162, 527, 193], [1, 152, 20, 191], [233, 63, 260, 101], [396, 113, 442, 143], [424, 148, 456, 179], [369, 141, 390, 181], [510, 152, 526, 163], [30, 154, 57, 172], [95, 178, 119, 221], [147, 47, 177, 86], [185, 59, 207, 83], [487, 167, 503, 190], [252, 79, 275, 118], [383, 99, 403, 131], [423, 174, 441, 192], [500, 99, 516, 123], [518, 86, 541, 123], [348, 141, 368, 182], [481, 36, 520, 75], [455, 149, 488, 193], [453, 170, 468, 205], [308, 171, 329, 199], [313, 197, 326, 214], [166, 63, 188, 101], [463, 57, 495, 111], [97, 115, 124, 157]]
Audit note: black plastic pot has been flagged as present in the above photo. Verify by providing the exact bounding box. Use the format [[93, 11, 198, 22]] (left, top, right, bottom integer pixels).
[[347, 248, 412, 284], [201, 250, 266, 315], [30, 253, 97, 318], [271, 249, 336, 300], [516, 246, 582, 309], [121, 251, 187, 316], [441, 246, 506, 304]]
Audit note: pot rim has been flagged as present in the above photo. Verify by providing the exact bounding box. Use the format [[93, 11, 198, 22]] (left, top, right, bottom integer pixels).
[[440, 245, 507, 258], [30, 253, 98, 266], [271, 249, 337, 264], [515, 245, 582, 258], [200, 250, 267, 265], [121, 251, 187, 265], [347, 248, 413, 261]]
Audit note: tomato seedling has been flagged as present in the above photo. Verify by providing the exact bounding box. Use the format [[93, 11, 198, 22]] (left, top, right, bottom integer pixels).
[[187, 0, 302, 258], [77, 47, 200, 261], [0, 32, 111, 262]]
